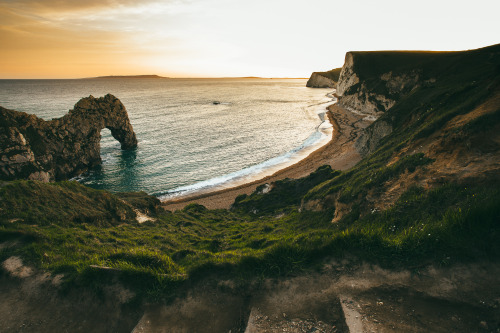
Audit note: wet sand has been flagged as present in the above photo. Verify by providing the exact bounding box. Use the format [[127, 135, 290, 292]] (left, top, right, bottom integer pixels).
[[162, 104, 372, 211]]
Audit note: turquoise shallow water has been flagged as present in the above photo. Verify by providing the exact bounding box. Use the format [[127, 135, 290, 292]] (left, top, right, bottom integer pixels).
[[0, 78, 334, 197]]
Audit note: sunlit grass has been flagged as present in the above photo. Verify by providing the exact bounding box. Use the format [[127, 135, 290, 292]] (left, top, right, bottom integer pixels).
[[1, 179, 498, 300]]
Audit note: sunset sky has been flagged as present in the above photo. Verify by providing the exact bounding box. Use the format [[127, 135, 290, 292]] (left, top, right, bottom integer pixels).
[[1, 0, 498, 79]]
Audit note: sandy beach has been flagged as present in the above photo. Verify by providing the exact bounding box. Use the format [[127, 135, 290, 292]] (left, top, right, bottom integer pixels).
[[162, 103, 372, 210]]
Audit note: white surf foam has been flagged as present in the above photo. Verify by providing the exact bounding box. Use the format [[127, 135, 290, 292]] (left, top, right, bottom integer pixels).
[[159, 91, 336, 200]]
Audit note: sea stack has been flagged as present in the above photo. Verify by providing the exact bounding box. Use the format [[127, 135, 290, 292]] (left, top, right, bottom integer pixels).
[[0, 94, 137, 182]]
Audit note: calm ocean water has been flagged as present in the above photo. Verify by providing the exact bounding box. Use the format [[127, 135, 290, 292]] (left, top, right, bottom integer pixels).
[[0, 78, 334, 198]]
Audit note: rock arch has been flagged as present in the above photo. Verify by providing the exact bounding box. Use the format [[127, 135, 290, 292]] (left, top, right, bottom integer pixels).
[[0, 94, 138, 181]]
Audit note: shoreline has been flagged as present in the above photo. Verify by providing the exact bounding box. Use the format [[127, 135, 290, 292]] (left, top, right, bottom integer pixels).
[[162, 103, 373, 211], [159, 99, 335, 201]]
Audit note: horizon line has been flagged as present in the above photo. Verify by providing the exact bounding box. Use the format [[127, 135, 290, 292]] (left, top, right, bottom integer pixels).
[[0, 75, 310, 80]]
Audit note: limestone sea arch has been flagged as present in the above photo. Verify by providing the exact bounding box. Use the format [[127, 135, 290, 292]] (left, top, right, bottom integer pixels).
[[0, 94, 138, 182]]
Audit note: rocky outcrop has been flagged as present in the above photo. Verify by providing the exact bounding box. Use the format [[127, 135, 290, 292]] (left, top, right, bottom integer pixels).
[[336, 52, 424, 118], [335, 51, 443, 156], [354, 120, 393, 156], [306, 68, 341, 88], [302, 44, 500, 221], [0, 94, 137, 182], [306, 73, 335, 88]]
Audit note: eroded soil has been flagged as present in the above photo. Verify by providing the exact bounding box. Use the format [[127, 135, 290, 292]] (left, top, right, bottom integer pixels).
[[2, 254, 498, 333]]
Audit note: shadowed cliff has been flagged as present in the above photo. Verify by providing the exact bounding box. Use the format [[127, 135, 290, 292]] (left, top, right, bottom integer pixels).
[[306, 68, 341, 88], [0, 94, 137, 181], [336, 44, 500, 156]]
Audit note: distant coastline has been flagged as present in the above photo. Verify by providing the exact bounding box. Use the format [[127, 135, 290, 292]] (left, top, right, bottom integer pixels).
[[0, 76, 310, 80], [81, 75, 308, 80], [85, 75, 169, 79]]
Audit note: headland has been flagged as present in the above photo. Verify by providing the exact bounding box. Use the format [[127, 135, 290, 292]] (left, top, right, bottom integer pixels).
[[88, 75, 168, 79]]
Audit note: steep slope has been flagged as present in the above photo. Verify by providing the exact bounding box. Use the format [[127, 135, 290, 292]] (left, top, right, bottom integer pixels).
[[2, 44, 499, 287], [303, 43, 500, 221], [337, 46, 499, 121]]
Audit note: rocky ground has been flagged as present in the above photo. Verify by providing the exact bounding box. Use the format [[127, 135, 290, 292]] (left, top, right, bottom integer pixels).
[[2, 252, 498, 332]]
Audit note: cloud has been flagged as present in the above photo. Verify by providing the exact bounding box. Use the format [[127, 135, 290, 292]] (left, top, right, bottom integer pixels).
[[0, 0, 196, 37], [0, 0, 199, 78], [1, 0, 184, 13]]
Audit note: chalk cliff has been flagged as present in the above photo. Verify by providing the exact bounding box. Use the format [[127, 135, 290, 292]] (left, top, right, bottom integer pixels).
[[301, 44, 500, 224], [335, 50, 466, 156], [0, 94, 137, 181], [306, 68, 341, 88], [336, 52, 432, 118]]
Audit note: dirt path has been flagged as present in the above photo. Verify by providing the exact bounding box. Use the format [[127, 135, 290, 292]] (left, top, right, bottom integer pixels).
[[162, 104, 372, 211], [133, 259, 500, 332], [0, 256, 141, 333], [2, 254, 499, 332]]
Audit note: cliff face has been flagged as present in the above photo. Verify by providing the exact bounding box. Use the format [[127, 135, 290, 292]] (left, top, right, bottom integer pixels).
[[336, 52, 427, 119], [306, 73, 335, 88], [306, 68, 341, 88], [353, 120, 392, 156], [336, 52, 419, 156], [0, 94, 137, 182], [335, 49, 493, 156], [302, 44, 500, 221]]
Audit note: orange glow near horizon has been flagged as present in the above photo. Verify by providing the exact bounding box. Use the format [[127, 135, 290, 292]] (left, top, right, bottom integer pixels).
[[1, 0, 499, 79]]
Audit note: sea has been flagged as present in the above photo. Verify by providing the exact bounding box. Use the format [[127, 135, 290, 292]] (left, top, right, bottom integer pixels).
[[0, 78, 335, 199]]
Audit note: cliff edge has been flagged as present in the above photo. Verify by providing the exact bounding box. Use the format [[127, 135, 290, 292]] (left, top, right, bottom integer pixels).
[[336, 51, 437, 118], [306, 68, 341, 88], [0, 94, 137, 182], [336, 44, 500, 156], [302, 43, 500, 222]]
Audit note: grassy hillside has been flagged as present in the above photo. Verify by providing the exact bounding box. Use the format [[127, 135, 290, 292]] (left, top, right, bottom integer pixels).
[[1, 45, 499, 300], [1, 178, 498, 299]]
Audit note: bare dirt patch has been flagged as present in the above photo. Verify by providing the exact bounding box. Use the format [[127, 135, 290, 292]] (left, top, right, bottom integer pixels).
[[1, 258, 498, 332], [131, 260, 500, 332], [2, 256, 33, 278], [0, 257, 141, 333]]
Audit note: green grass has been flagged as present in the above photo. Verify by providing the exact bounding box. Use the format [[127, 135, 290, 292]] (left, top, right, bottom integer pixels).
[[0, 180, 137, 226], [232, 165, 339, 214], [1, 178, 498, 300], [333, 185, 500, 262]]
